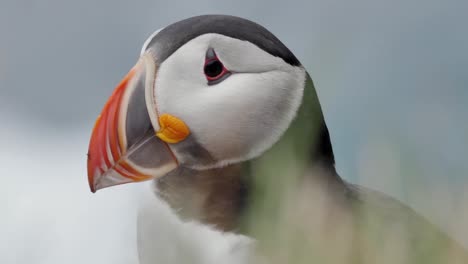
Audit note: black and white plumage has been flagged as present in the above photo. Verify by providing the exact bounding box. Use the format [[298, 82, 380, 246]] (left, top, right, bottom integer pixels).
[[87, 15, 468, 263]]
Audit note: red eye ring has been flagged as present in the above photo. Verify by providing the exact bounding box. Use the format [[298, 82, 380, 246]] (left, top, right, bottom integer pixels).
[[204, 49, 231, 85]]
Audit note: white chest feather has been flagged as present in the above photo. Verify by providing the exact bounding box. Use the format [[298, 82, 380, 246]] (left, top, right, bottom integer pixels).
[[136, 187, 254, 264]]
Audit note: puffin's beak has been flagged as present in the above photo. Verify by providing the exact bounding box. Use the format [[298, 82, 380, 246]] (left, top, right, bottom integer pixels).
[[87, 53, 188, 192]]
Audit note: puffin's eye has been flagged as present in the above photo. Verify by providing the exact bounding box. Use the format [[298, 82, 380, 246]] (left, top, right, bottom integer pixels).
[[204, 48, 231, 85], [204, 60, 224, 78]]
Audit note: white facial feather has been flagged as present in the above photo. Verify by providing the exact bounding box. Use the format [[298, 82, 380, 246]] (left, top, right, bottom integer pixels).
[[154, 33, 306, 169]]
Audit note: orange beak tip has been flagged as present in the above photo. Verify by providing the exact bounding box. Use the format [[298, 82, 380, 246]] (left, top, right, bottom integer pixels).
[[86, 55, 181, 192]]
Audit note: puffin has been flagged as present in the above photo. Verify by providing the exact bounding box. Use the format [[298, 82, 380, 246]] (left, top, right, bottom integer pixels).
[[87, 15, 468, 263]]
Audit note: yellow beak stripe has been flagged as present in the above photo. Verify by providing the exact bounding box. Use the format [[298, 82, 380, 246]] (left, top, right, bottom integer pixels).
[[156, 114, 190, 144]]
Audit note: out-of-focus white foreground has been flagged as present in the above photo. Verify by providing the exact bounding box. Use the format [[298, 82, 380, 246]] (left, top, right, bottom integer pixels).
[[0, 117, 253, 264]]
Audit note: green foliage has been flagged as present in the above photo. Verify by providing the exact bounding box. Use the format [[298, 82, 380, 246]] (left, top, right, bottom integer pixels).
[[237, 75, 468, 264]]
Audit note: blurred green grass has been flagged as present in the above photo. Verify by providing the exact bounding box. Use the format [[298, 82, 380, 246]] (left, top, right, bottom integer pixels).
[[243, 170, 468, 264], [238, 109, 468, 264]]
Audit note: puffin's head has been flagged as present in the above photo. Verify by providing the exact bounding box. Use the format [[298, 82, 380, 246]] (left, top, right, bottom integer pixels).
[[87, 15, 308, 192]]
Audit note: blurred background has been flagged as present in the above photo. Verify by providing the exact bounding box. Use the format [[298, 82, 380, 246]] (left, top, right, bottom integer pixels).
[[1, 0, 467, 263]]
